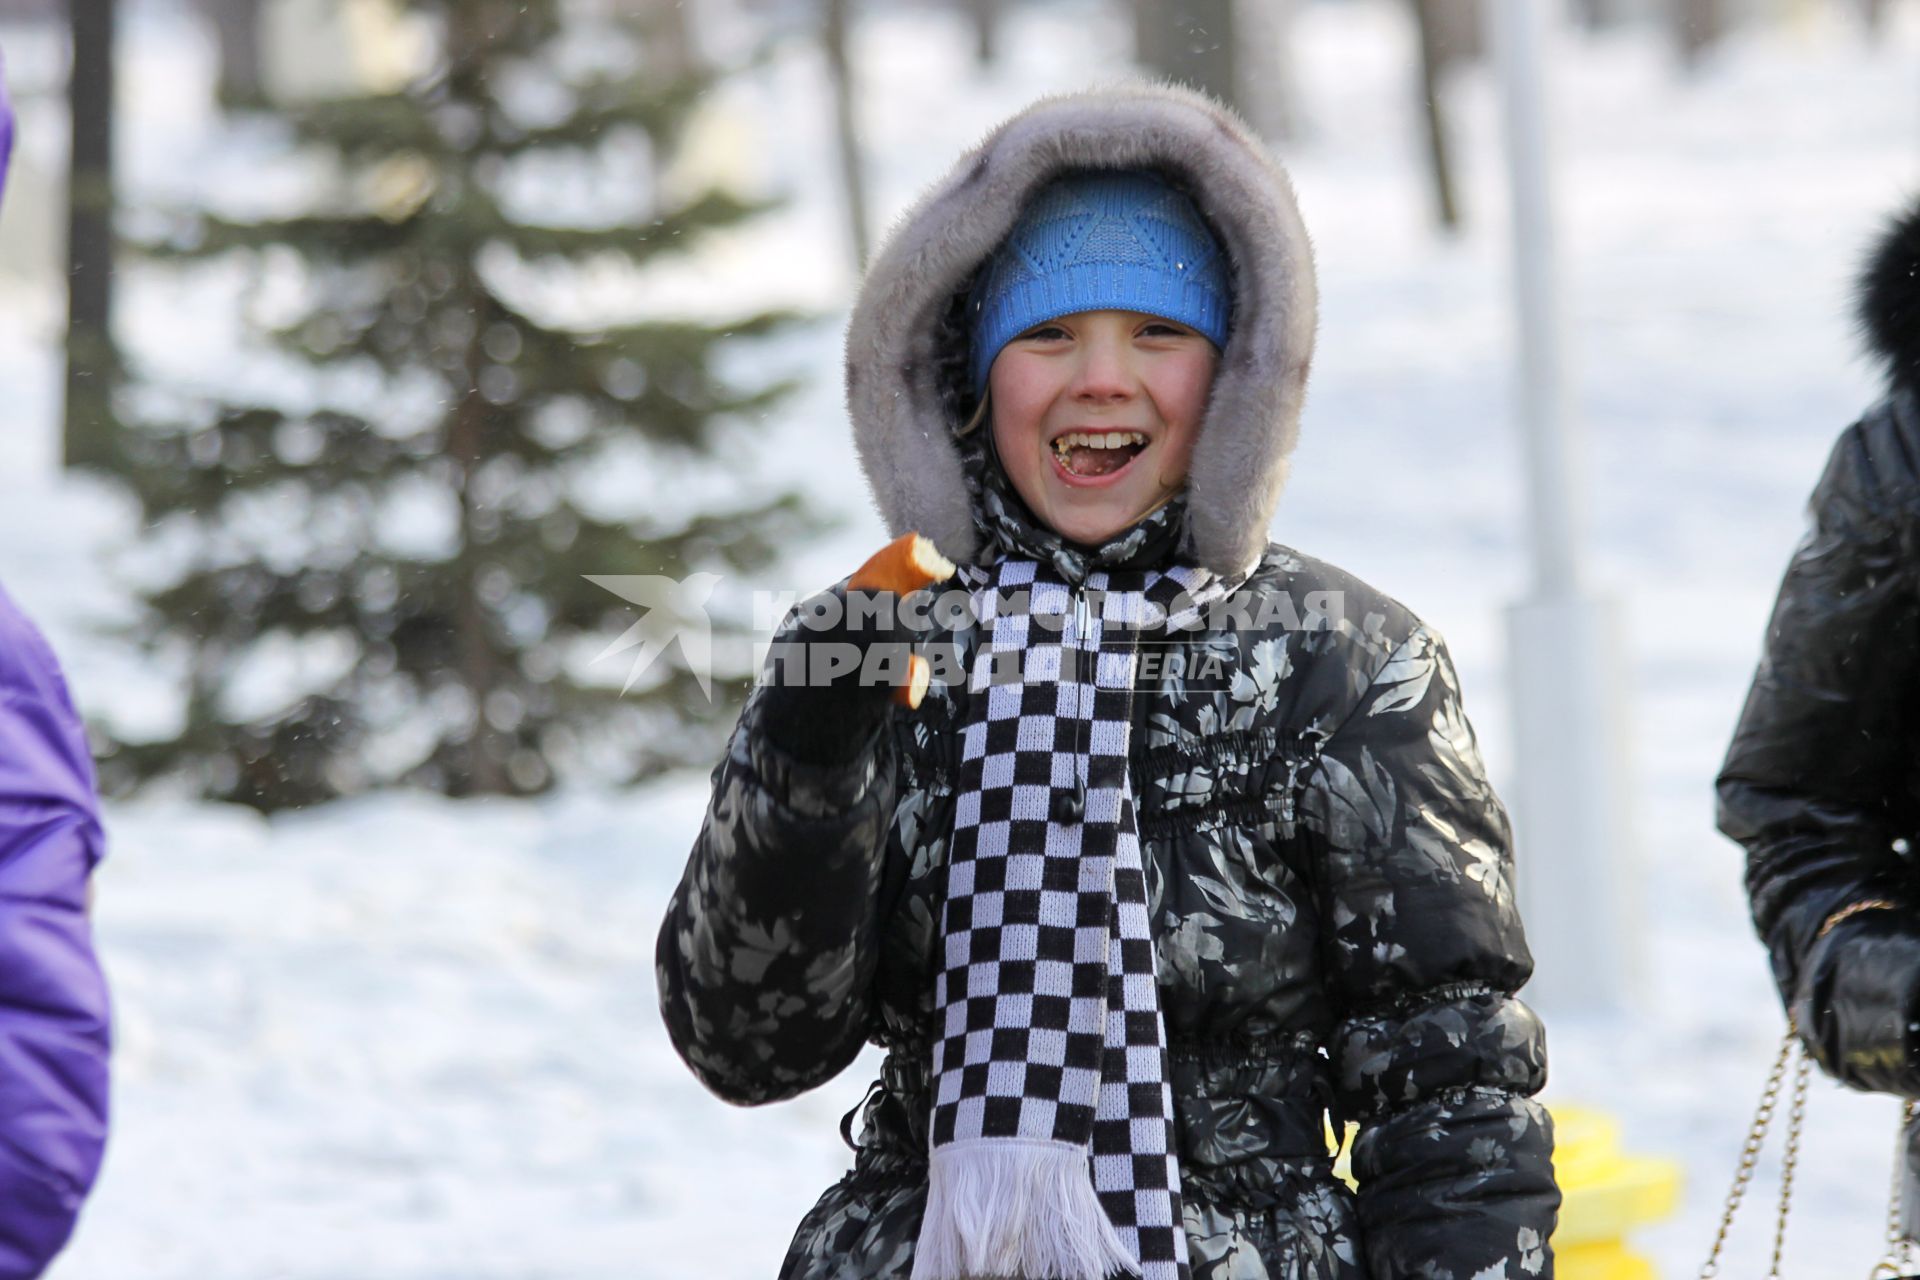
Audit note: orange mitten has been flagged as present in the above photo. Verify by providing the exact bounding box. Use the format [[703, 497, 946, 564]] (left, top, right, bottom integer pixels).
[[759, 533, 959, 766], [849, 533, 956, 709]]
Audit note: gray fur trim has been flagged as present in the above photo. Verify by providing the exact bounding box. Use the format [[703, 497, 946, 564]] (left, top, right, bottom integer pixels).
[[844, 81, 1318, 577]]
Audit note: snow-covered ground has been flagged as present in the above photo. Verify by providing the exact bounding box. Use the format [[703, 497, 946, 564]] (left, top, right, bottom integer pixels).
[[3, 0, 1919, 1273]]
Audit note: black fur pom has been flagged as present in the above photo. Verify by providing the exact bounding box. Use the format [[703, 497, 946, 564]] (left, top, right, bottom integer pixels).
[[1857, 196, 1920, 392]]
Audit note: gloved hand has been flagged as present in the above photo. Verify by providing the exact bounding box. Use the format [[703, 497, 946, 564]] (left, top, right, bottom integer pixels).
[[1791, 903, 1920, 1097], [758, 533, 955, 765]]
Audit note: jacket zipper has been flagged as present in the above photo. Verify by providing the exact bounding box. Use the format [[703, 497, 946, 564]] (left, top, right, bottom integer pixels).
[[1072, 587, 1091, 810]]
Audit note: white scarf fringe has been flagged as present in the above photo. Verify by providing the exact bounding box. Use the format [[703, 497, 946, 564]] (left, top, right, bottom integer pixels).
[[911, 1140, 1140, 1280]]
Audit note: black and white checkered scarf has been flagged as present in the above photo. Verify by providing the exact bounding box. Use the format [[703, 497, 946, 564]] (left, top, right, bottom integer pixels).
[[912, 554, 1238, 1280]]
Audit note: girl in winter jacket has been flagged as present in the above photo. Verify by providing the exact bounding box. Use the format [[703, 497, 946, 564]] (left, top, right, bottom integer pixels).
[[0, 584, 112, 1279], [1718, 197, 1920, 1226], [0, 63, 114, 1280], [658, 84, 1560, 1279]]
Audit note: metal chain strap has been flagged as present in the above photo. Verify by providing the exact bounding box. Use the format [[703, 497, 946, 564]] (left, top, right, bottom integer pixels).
[[1702, 1029, 1800, 1280], [1872, 1101, 1920, 1280], [1770, 1043, 1812, 1278], [1703, 1027, 1920, 1280], [1708, 901, 1918, 1280]]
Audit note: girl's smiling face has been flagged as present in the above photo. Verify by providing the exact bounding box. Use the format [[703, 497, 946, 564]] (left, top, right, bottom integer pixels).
[[987, 308, 1219, 547]]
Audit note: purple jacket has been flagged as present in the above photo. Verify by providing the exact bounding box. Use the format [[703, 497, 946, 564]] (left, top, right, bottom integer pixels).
[[0, 583, 112, 1277], [0, 51, 11, 194]]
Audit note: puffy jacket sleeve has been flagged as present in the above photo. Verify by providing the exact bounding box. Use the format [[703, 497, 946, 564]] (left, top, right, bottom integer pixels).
[[1717, 413, 1920, 1095], [0, 585, 112, 1279], [1299, 623, 1557, 1278], [654, 602, 899, 1105]]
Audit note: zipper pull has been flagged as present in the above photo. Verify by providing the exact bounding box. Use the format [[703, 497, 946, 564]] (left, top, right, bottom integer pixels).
[[1071, 583, 1093, 691], [1050, 585, 1090, 826]]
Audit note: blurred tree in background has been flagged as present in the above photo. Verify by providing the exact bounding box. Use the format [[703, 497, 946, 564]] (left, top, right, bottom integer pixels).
[[97, 0, 814, 812], [1128, 0, 1298, 143], [197, 0, 265, 107], [64, 0, 120, 473], [1132, 0, 1238, 112], [1674, 0, 1728, 66], [1409, 0, 1482, 232]]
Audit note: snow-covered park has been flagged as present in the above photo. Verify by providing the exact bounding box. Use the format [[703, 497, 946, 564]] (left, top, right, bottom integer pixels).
[[3, 0, 1918, 1273]]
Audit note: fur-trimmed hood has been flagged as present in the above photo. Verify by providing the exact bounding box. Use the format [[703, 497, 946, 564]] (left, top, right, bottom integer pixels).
[[1858, 195, 1920, 394], [843, 82, 1317, 578]]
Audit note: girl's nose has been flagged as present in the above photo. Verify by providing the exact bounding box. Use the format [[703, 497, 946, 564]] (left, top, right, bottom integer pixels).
[[1070, 332, 1137, 403]]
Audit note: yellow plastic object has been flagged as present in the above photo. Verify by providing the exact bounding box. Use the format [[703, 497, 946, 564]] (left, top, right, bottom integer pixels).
[[1326, 1102, 1680, 1280], [1551, 1106, 1683, 1247], [1557, 1242, 1658, 1280]]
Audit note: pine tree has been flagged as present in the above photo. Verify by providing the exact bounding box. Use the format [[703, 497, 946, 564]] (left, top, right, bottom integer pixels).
[[99, 0, 815, 811]]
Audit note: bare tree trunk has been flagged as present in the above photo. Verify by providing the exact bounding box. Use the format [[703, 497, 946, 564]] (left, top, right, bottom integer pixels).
[[1236, 0, 1299, 142], [638, 0, 697, 200], [1674, 0, 1726, 69], [964, 0, 999, 66], [200, 0, 263, 106], [1132, 0, 1238, 113], [1572, 0, 1626, 29], [444, 2, 510, 797], [64, 0, 118, 472], [822, 0, 870, 266], [1862, 0, 1890, 39], [649, 0, 696, 81], [1410, 0, 1461, 232], [1430, 0, 1484, 61]]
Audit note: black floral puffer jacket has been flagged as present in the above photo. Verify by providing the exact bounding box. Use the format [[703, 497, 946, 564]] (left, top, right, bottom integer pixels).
[[657, 84, 1558, 1279]]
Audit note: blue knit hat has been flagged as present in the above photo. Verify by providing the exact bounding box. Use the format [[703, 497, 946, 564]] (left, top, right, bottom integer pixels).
[[967, 169, 1231, 392]]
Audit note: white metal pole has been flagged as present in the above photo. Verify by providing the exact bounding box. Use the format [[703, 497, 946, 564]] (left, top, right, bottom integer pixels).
[[1495, 0, 1580, 595], [1491, 0, 1641, 1018]]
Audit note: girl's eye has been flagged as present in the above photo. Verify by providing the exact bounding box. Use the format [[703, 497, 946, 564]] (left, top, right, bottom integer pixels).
[[1142, 323, 1190, 337], [1019, 325, 1068, 341]]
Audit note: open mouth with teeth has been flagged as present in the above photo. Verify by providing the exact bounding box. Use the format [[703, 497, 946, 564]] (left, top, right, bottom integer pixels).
[[1049, 429, 1150, 481]]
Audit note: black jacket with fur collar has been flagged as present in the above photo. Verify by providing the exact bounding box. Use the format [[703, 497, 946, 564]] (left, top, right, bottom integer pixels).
[[659, 85, 1559, 1279], [1720, 201, 1920, 1137]]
